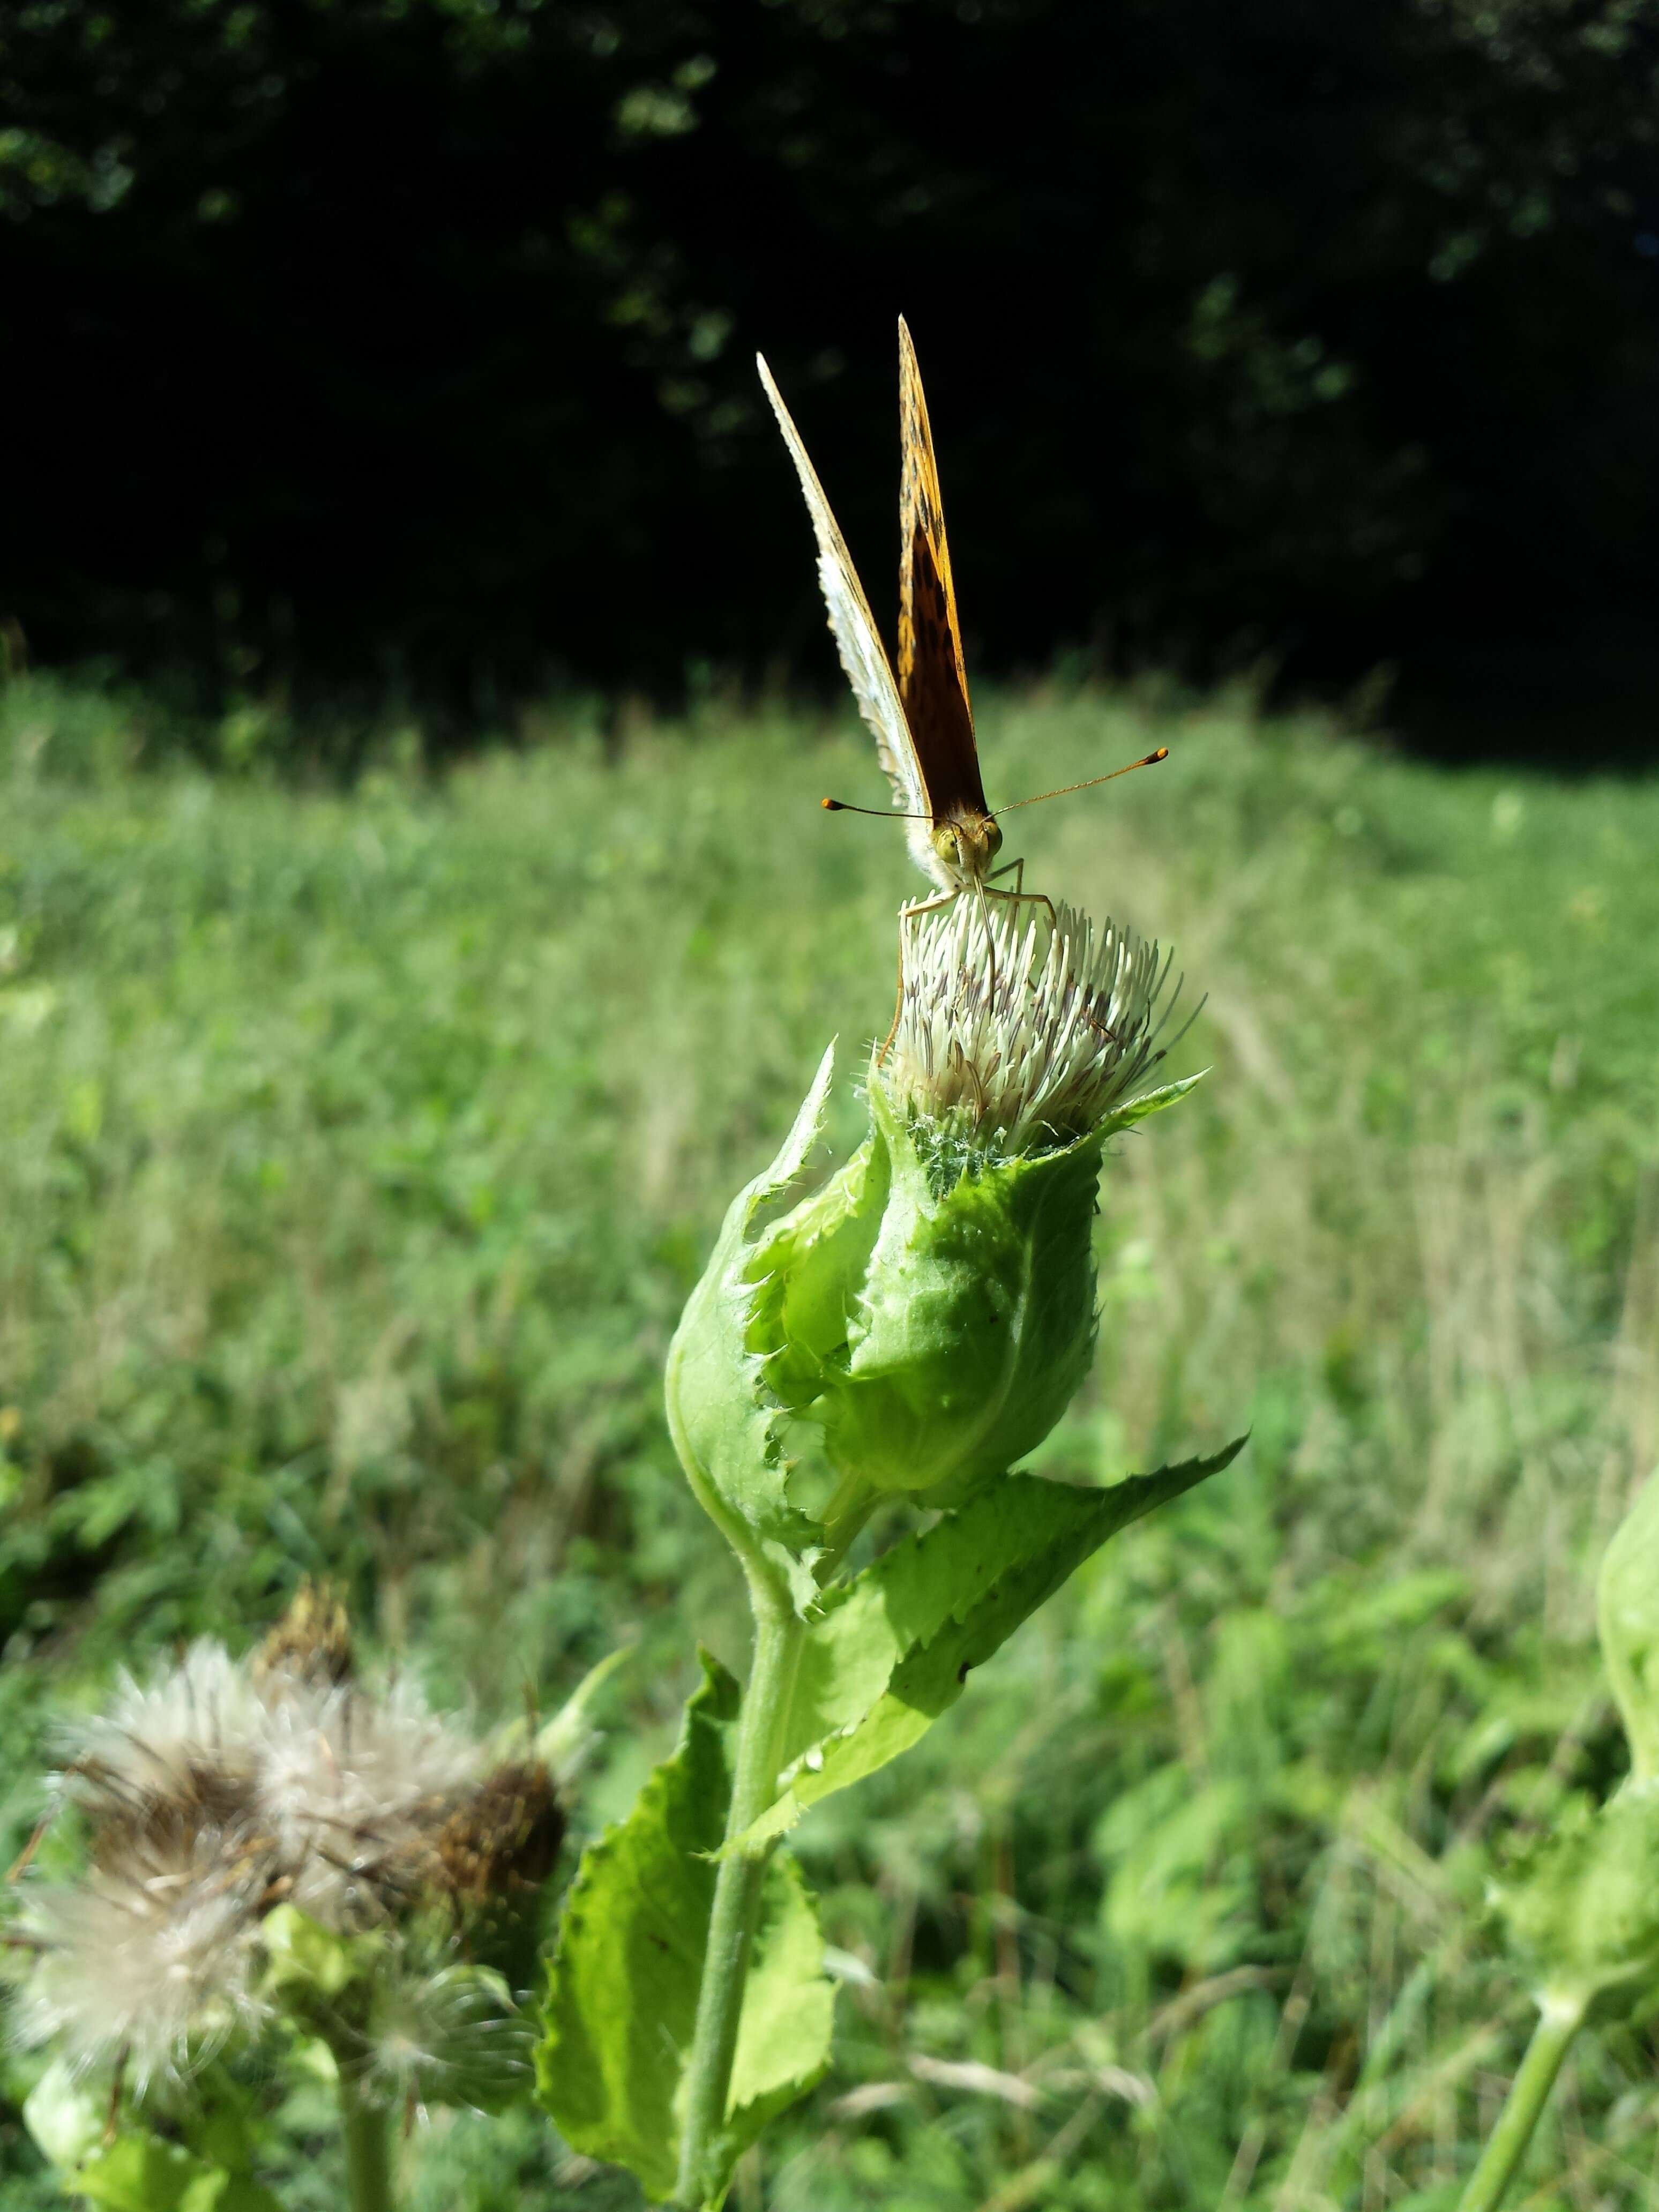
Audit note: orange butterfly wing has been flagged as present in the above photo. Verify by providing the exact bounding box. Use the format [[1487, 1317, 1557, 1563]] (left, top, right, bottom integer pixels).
[[897, 317, 990, 826]]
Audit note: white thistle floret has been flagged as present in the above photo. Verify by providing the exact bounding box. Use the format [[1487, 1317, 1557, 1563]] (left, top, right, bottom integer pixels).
[[13, 1819, 268, 2091], [879, 893, 1182, 1154]]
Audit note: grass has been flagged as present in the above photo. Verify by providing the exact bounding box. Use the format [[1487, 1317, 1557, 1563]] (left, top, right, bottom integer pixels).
[[1, 669, 1658, 2209]]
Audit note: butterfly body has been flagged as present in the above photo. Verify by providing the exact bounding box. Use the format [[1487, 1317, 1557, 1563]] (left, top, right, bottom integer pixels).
[[760, 318, 1002, 896]]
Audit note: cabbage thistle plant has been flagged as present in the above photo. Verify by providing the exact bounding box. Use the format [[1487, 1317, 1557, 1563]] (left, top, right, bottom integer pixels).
[[536, 891, 1245, 2210]]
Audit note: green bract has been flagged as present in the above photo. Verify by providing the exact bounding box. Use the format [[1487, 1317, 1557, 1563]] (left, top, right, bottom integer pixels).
[[666, 1044, 1199, 1583], [1497, 1782, 1659, 2011], [756, 1081, 1104, 1508], [1489, 1481, 1659, 2017], [1598, 1473, 1659, 1783]]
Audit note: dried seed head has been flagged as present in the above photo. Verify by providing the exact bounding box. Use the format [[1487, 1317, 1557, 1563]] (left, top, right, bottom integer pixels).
[[253, 1579, 355, 1691], [427, 1761, 564, 1907], [879, 895, 1182, 1156], [12, 1606, 576, 2101]]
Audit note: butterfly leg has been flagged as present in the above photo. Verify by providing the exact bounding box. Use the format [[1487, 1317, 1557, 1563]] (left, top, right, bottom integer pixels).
[[985, 857, 1059, 936], [878, 934, 905, 1066]]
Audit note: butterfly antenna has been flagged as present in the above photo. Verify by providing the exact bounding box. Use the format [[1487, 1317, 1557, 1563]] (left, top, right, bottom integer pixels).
[[991, 747, 1169, 818], [821, 797, 931, 819]]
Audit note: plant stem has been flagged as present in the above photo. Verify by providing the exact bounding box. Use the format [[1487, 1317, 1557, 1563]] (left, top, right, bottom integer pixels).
[[337, 2064, 394, 2212], [674, 1565, 806, 2211], [1456, 1992, 1585, 2212]]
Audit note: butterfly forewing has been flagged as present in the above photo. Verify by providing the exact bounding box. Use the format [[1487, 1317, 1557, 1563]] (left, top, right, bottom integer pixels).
[[897, 318, 989, 825]]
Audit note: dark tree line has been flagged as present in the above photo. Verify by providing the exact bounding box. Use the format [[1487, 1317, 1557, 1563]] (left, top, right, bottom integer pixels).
[[4, 0, 1658, 714]]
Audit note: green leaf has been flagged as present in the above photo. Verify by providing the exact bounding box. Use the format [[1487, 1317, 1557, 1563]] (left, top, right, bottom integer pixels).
[[21, 2058, 105, 2171], [179, 2171, 286, 2212], [71, 2134, 283, 2212], [74, 2140, 199, 2212], [536, 1653, 834, 2205], [738, 1443, 1247, 1849], [727, 1849, 833, 2144], [24, 2065, 279, 2211], [185, 2071, 265, 2179]]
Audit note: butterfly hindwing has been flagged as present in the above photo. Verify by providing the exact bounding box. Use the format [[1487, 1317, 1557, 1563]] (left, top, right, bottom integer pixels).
[[897, 318, 989, 825]]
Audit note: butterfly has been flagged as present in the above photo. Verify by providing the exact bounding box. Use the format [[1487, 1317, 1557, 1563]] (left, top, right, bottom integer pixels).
[[757, 318, 1164, 911]]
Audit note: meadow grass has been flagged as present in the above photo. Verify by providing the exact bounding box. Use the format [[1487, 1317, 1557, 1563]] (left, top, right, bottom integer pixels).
[[1, 672, 1657, 2209]]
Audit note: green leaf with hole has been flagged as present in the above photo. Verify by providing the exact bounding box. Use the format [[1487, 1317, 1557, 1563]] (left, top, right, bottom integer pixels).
[[535, 1652, 834, 2206], [738, 1443, 1247, 1850]]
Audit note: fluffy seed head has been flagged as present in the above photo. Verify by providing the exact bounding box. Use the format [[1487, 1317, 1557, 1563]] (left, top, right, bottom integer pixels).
[[58, 1640, 264, 1837], [13, 1811, 271, 2092], [11, 1609, 566, 2101], [879, 894, 1180, 1155], [256, 1679, 483, 1929]]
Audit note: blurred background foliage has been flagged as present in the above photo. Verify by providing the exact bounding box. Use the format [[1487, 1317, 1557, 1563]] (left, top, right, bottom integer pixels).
[[4, 0, 1659, 742], [1, 672, 1657, 2203]]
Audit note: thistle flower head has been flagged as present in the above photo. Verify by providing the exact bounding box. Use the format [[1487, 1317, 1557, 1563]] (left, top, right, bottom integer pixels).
[[879, 895, 1180, 1157], [667, 890, 1204, 1551], [428, 1759, 565, 1907]]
